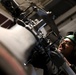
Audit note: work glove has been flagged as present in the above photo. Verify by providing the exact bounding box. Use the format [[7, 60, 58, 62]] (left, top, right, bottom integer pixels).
[[27, 44, 51, 69]]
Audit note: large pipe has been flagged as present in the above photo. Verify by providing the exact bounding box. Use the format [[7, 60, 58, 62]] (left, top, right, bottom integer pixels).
[[0, 24, 37, 75]]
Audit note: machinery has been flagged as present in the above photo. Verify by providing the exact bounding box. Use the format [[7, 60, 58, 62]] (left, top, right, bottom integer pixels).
[[0, 0, 76, 75]]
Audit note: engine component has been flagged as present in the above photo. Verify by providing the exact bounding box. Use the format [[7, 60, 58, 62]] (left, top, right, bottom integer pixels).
[[0, 1, 76, 75]]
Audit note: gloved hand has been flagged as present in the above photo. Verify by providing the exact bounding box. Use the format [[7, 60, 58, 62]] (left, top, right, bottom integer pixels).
[[27, 45, 50, 69]]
